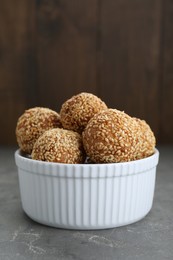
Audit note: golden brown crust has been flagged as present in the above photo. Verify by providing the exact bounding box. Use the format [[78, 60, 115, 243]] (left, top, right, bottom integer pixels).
[[82, 109, 155, 163], [16, 107, 62, 154], [133, 118, 156, 159], [31, 128, 85, 164], [60, 92, 107, 133]]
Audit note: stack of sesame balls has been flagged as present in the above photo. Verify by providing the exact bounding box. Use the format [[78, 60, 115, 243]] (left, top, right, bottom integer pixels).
[[16, 92, 156, 164]]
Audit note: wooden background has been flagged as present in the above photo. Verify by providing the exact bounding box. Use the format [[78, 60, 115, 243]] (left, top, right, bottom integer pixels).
[[0, 0, 173, 145]]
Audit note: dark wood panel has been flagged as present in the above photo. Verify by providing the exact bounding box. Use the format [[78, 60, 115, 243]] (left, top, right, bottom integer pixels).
[[0, 0, 173, 145], [0, 1, 26, 92], [99, 0, 162, 141], [159, 0, 173, 143], [36, 0, 98, 111], [0, 92, 26, 145], [0, 0, 37, 144]]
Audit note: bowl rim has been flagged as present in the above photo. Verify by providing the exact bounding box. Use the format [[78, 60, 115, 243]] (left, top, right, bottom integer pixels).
[[15, 148, 159, 168]]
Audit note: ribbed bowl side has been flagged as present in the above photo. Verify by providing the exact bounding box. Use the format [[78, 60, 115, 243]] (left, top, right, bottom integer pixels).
[[16, 149, 159, 229], [18, 164, 157, 229], [110, 168, 156, 227]]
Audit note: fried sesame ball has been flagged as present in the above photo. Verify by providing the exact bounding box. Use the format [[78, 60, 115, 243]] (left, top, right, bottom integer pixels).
[[82, 109, 155, 163], [31, 128, 85, 164], [133, 118, 156, 159], [16, 107, 62, 154], [60, 92, 107, 133]]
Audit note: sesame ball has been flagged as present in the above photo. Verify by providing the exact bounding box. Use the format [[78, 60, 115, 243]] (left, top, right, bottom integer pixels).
[[16, 107, 62, 154], [82, 109, 155, 163], [133, 118, 156, 159], [31, 128, 85, 164], [60, 92, 107, 133]]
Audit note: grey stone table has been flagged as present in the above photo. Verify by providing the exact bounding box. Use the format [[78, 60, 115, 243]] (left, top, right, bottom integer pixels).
[[0, 146, 173, 260]]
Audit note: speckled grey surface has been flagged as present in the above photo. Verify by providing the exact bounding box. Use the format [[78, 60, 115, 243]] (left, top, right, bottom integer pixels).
[[0, 146, 173, 260]]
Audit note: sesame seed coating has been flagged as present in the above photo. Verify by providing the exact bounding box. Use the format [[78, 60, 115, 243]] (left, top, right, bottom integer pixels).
[[60, 92, 107, 133], [133, 117, 156, 159], [82, 109, 156, 163], [31, 128, 85, 164], [16, 107, 62, 154]]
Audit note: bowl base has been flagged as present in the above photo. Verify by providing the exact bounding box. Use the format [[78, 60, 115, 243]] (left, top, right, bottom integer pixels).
[[23, 208, 152, 230]]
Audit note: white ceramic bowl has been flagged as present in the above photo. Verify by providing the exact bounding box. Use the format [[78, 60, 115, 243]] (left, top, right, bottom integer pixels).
[[15, 149, 159, 230]]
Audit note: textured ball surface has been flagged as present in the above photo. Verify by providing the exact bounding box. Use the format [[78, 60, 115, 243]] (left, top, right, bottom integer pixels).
[[82, 109, 155, 163], [32, 128, 85, 164], [133, 118, 156, 159], [16, 107, 62, 154], [60, 92, 107, 133]]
